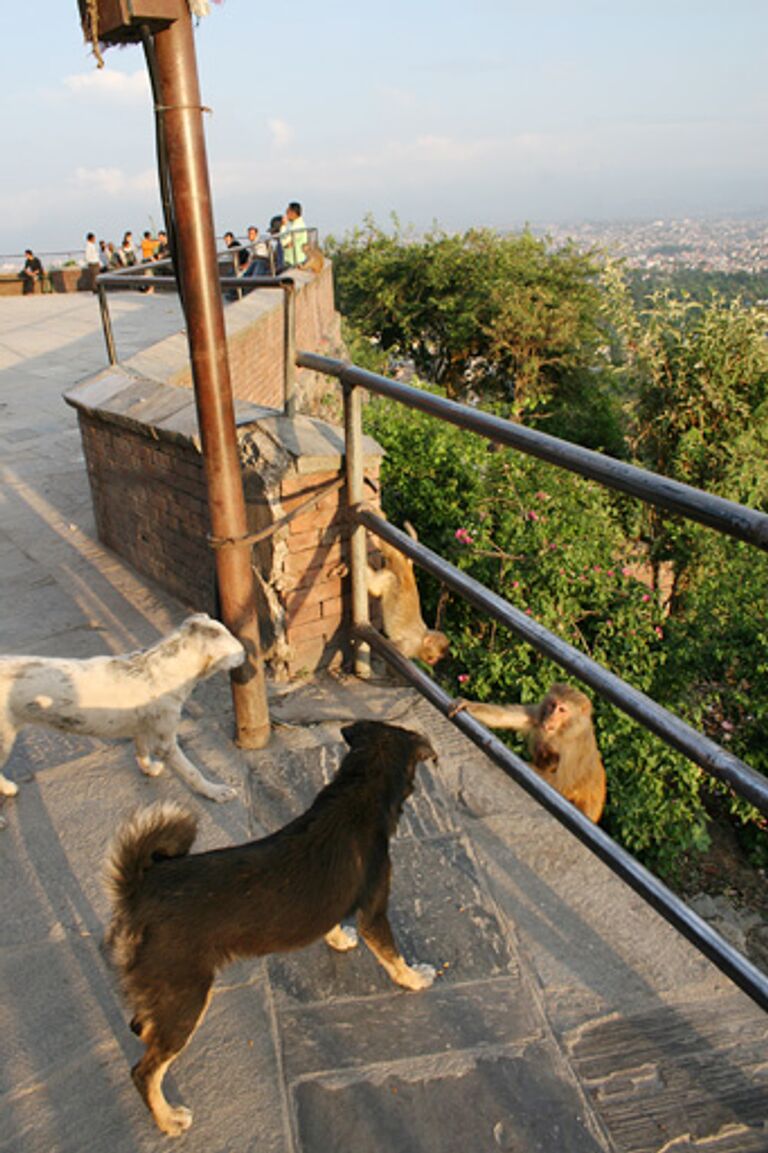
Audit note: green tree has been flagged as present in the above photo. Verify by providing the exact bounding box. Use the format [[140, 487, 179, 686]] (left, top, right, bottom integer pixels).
[[327, 219, 610, 417], [364, 393, 711, 876], [610, 288, 768, 598]]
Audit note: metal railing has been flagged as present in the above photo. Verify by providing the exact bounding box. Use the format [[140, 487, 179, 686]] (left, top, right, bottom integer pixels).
[[94, 255, 300, 416], [297, 349, 768, 1014]]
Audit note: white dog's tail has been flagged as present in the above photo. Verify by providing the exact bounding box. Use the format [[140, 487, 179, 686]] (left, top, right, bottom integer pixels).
[[105, 800, 197, 914]]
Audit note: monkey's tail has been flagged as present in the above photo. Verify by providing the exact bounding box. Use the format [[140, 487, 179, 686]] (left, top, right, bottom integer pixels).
[[103, 801, 197, 968]]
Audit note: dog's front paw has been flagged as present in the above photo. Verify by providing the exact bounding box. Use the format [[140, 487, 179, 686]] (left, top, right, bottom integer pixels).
[[398, 962, 436, 991], [137, 756, 165, 778], [0, 777, 19, 797], [325, 923, 359, 952], [157, 1105, 192, 1137]]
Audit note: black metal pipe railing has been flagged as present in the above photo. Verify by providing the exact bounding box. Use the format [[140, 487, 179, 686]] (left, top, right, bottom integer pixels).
[[357, 511, 768, 817], [297, 353, 768, 553], [357, 623, 768, 1013], [302, 350, 768, 1014]]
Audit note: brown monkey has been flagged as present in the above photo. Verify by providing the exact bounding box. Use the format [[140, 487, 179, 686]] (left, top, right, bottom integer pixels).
[[367, 522, 450, 666], [453, 683, 606, 822]]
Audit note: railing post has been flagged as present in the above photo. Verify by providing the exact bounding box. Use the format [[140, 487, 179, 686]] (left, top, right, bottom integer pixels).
[[343, 380, 371, 678], [283, 282, 296, 418], [96, 281, 117, 366]]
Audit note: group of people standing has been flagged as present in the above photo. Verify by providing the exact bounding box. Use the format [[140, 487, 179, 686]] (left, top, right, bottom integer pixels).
[[85, 229, 170, 291], [20, 204, 309, 300]]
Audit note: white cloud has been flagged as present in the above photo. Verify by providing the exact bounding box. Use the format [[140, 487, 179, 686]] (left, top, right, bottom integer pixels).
[[67, 166, 157, 196], [63, 68, 150, 105], [268, 118, 294, 149]]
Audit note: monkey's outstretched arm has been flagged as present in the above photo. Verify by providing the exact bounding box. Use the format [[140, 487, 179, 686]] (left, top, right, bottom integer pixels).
[[453, 700, 538, 732]]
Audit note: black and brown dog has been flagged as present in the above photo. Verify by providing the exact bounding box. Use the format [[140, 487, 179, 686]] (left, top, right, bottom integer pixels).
[[104, 720, 437, 1136]]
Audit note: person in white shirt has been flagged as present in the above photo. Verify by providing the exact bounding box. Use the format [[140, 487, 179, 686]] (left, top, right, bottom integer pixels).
[[84, 231, 101, 292]]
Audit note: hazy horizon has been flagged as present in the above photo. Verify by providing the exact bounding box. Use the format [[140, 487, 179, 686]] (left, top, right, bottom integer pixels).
[[3, 2, 767, 254]]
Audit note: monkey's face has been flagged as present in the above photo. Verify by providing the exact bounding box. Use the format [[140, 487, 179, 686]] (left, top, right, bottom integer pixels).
[[420, 631, 451, 666], [540, 685, 591, 735]]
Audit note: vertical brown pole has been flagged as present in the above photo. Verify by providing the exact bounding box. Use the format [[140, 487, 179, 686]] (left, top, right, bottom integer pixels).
[[152, 8, 269, 748]]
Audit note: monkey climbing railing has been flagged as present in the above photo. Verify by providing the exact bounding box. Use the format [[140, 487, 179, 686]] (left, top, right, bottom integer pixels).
[[297, 350, 768, 1015]]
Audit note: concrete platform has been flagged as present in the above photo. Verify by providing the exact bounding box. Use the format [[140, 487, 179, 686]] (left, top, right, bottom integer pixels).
[[0, 294, 766, 1152]]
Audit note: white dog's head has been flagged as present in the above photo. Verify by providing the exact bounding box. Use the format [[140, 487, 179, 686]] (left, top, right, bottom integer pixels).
[[181, 614, 247, 677]]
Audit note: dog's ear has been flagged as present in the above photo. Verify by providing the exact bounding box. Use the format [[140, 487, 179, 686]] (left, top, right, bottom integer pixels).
[[341, 721, 381, 748]]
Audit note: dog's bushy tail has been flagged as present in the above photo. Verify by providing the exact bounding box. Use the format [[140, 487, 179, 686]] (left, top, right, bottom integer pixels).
[[104, 801, 197, 968]]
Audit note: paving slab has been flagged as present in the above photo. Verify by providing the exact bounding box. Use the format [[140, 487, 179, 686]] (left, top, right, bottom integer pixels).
[[0, 295, 766, 1153]]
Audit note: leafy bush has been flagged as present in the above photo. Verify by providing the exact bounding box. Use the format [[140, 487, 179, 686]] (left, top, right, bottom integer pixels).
[[364, 390, 717, 875]]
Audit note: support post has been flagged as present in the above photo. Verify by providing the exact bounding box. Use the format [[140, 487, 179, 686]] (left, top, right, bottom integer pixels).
[[96, 281, 117, 366], [151, 8, 269, 747], [343, 381, 371, 678], [282, 282, 296, 417]]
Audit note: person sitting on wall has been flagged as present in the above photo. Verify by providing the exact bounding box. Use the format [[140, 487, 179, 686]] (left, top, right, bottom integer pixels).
[[106, 242, 124, 270], [281, 201, 308, 267], [20, 249, 44, 295], [242, 224, 271, 281], [223, 230, 248, 300]]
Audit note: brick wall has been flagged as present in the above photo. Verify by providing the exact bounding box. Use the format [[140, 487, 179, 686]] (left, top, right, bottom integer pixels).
[[124, 262, 344, 415], [78, 414, 216, 611], [67, 365, 383, 680]]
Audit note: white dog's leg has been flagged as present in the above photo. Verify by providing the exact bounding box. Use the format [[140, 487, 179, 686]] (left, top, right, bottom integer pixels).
[[134, 733, 165, 778], [0, 727, 19, 797], [163, 741, 237, 803]]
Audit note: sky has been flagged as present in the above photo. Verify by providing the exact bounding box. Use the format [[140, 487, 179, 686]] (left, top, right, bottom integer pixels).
[[1, 0, 767, 255]]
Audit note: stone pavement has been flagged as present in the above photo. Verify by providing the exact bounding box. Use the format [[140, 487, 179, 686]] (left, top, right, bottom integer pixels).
[[0, 293, 766, 1153]]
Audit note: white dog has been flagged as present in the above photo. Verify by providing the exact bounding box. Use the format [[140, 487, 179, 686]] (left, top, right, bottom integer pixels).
[[0, 614, 246, 804]]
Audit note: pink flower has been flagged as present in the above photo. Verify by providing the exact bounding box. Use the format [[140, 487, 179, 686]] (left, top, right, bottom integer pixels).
[[721, 720, 734, 733], [642, 593, 650, 602], [654, 626, 664, 639], [454, 528, 474, 545], [606, 569, 615, 577], [535, 491, 551, 501], [622, 567, 632, 577], [457, 673, 470, 685], [526, 511, 540, 522], [593, 565, 602, 573]]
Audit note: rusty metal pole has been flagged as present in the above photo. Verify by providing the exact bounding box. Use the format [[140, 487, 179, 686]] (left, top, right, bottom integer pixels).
[[151, 8, 270, 748]]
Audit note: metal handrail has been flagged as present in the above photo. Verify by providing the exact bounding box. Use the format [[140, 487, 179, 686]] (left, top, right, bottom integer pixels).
[[298, 354, 768, 552], [94, 264, 299, 415], [358, 622, 768, 1013], [358, 510, 768, 816], [299, 349, 768, 1014]]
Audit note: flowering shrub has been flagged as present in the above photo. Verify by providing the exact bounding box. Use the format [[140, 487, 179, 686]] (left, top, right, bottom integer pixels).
[[363, 389, 766, 876]]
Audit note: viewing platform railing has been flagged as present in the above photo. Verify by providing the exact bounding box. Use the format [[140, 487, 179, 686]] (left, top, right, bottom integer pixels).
[[297, 350, 768, 1015]]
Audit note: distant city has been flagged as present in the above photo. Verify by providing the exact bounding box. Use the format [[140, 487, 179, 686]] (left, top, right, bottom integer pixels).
[[3, 217, 768, 278], [535, 217, 768, 274]]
